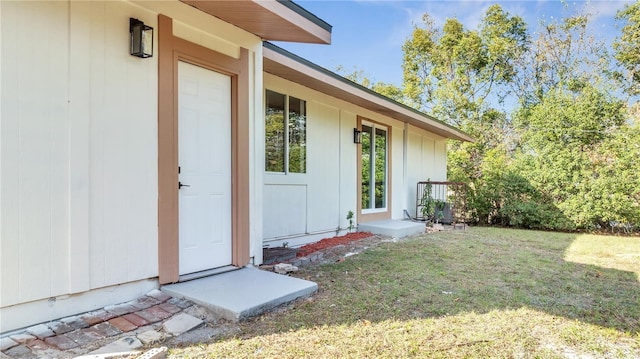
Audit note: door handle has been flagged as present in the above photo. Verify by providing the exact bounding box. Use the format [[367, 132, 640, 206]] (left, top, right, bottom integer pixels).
[[179, 182, 190, 189]]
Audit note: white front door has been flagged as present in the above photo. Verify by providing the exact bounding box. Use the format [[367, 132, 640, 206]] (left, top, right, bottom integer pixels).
[[178, 61, 232, 275]]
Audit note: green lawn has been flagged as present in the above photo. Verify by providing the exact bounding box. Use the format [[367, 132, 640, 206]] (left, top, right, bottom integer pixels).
[[170, 227, 640, 358]]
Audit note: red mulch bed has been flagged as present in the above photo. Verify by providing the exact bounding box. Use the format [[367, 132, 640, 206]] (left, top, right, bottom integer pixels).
[[297, 232, 374, 257]]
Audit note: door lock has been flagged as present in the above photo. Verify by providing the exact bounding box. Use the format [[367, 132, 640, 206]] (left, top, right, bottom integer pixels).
[[178, 182, 190, 189]]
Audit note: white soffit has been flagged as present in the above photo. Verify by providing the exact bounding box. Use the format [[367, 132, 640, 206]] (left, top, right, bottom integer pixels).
[[179, 0, 332, 44]]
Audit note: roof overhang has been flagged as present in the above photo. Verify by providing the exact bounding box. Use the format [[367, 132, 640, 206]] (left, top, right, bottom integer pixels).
[[179, 0, 332, 44], [263, 43, 474, 142]]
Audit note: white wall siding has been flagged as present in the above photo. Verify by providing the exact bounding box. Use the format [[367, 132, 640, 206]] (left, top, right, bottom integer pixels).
[[306, 102, 341, 233], [1, 1, 71, 306], [252, 47, 265, 265], [1, 1, 158, 308], [406, 132, 429, 217], [338, 111, 359, 229], [390, 124, 406, 219], [263, 75, 348, 245], [434, 139, 447, 181], [263, 184, 308, 238], [85, 1, 158, 289], [404, 126, 448, 217], [262, 73, 449, 244]]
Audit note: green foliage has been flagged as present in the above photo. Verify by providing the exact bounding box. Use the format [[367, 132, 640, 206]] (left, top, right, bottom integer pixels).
[[401, 3, 639, 231], [402, 4, 528, 125], [453, 147, 574, 230], [514, 9, 613, 108], [614, 2, 640, 96], [361, 125, 388, 210], [347, 210, 355, 232], [336, 66, 407, 104], [288, 113, 306, 173], [265, 93, 307, 173], [265, 107, 285, 172], [512, 85, 638, 230], [419, 181, 435, 220]]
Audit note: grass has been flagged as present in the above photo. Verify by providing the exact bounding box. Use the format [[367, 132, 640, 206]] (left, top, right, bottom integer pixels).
[[169, 227, 640, 358]]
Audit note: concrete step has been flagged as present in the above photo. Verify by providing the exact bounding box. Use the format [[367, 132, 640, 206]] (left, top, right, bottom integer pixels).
[[161, 267, 317, 321], [358, 219, 425, 238]]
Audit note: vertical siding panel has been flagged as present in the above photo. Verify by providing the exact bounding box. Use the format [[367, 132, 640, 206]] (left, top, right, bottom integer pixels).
[[423, 138, 436, 179], [434, 140, 447, 180], [125, 13, 158, 281], [125, 6, 142, 280], [102, 1, 129, 285], [1, 0, 21, 307], [391, 127, 404, 218], [406, 132, 423, 217], [89, 2, 159, 287], [17, 1, 49, 302], [338, 110, 357, 227], [17, 1, 55, 302], [47, 1, 71, 297], [126, 4, 157, 282], [68, 1, 92, 293], [307, 102, 340, 232], [89, 1, 107, 289], [122, 5, 157, 281], [2, 1, 71, 304]]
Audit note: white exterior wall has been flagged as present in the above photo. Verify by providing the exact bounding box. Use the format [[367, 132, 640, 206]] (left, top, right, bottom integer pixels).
[[1, 0, 159, 311], [263, 74, 448, 247], [1, 0, 263, 332], [263, 74, 356, 247], [405, 126, 448, 218]]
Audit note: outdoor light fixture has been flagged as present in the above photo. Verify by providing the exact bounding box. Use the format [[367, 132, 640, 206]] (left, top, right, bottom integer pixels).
[[353, 128, 362, 144], [130, 18, 153, 58]]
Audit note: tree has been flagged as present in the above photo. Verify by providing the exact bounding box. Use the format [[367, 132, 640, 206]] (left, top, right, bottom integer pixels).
[[402, 5, 528, 225], [402, 4, 528, 127], [508, 7, 640, 230], [336, 65, 406, 103], [401, 3, 639, 231], [513, 9, 613, 108], [513, 85, 636, 229], [614, 1, 640, 96]]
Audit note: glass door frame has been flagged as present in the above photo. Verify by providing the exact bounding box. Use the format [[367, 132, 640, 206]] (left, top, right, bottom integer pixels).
[[356, 116, 392, 222]]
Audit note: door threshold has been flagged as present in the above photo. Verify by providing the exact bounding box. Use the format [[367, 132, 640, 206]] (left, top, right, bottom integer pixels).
[[179, 265, 239, 282]]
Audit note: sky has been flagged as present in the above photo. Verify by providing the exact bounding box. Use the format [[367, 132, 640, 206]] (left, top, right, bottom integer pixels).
[[274, 0, 633, 87]]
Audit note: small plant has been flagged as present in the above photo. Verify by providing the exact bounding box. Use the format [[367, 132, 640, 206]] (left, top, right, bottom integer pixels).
[[346, 210, 355, 233], [420, 181, 436, 221], [282, 241, 289, 248], [434, 200, 445, 224]]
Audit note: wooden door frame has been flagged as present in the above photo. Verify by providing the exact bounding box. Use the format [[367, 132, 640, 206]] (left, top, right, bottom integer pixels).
[[157, 14, 250, 284]]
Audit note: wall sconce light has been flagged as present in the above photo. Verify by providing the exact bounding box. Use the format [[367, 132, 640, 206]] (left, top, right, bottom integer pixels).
[[130, 18, 153, 58], [353, 128, 362, 144]]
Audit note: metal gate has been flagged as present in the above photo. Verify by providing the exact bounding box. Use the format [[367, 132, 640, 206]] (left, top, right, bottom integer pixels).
[[416, 181, 468, 226]]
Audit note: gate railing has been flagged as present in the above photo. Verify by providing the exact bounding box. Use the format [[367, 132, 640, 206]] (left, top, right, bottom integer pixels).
[[416, 181, 468, 226]]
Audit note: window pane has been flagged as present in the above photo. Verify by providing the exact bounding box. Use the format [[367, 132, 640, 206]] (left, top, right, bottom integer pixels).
[[361, 125, 372, 209], [265, 90, 285, 172], [374, 127, 387, 209], [288, 97, 306, 173]]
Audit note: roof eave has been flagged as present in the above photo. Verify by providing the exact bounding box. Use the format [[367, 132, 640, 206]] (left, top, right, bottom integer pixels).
[[263, 43, 474, 142], [179, 0, 332, 44]]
